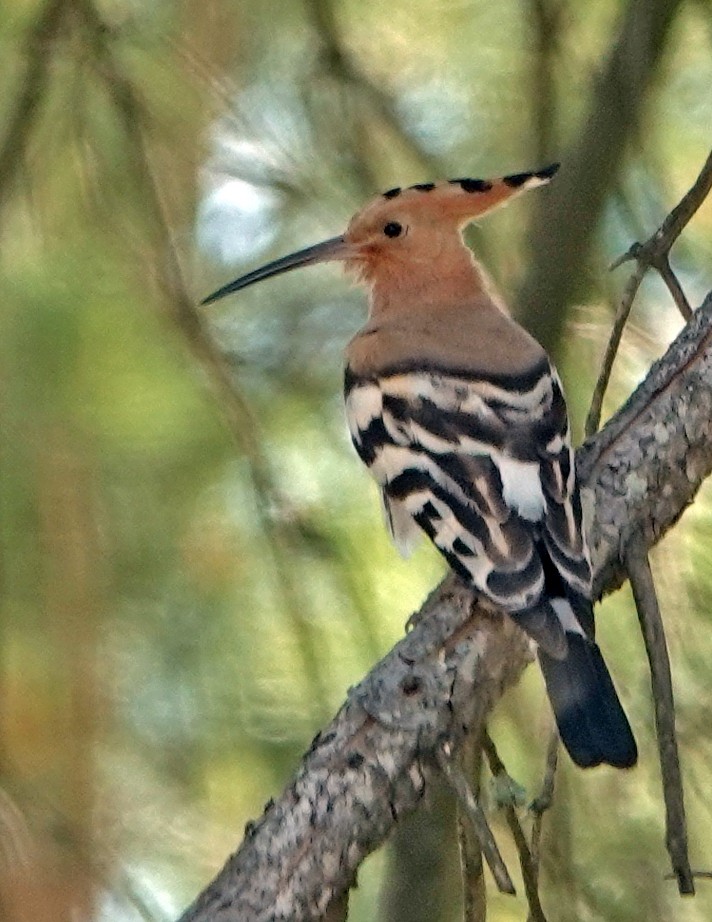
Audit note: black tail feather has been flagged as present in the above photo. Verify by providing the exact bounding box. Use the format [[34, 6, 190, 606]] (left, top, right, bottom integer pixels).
[[538, 633, 637, 769]]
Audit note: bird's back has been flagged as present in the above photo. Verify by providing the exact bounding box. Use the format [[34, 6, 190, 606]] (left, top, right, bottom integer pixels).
[[346, 295, 546, 384]]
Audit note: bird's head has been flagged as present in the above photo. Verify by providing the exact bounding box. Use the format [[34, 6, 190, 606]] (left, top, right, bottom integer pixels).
[[201, 164, 558, 306]]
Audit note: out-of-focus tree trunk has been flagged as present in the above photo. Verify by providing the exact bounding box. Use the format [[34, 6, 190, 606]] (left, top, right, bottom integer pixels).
[[517, 0, 684, 356], [1, 429, 103, 922]]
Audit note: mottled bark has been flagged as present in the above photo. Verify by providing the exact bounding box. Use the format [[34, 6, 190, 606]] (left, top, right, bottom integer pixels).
[[179, 581, 531, 922], [580, 292, 712, 598], [178, 290, 712, 921]]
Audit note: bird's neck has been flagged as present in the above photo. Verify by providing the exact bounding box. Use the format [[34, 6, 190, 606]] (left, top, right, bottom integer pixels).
[[366, 247, 502, 320]]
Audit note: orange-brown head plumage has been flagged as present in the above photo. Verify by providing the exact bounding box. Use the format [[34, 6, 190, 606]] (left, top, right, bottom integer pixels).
[[201, 164, 559, 308], [340, 165, 559, 309]]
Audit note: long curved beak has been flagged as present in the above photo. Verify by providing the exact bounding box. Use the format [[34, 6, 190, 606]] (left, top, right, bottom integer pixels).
[[201, 235, 349, 305]]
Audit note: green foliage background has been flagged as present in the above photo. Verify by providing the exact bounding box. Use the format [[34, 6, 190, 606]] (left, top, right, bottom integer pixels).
[[1, 1, 712, 920]]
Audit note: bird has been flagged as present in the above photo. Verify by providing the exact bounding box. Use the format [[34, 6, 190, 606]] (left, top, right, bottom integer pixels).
[[201, 164, 638, 770]]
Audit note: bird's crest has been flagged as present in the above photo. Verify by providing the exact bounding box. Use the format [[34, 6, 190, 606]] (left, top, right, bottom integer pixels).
[[349, 163, 560, 231]]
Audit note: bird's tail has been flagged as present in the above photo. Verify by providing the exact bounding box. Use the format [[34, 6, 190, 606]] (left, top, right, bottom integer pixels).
[[538, 633, 637, 769]]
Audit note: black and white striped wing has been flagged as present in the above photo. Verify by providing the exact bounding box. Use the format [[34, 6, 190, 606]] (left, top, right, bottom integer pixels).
[[344, 364, 593, 656]]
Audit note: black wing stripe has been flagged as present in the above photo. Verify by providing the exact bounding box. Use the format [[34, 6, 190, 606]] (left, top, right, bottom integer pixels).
[[344, 365, 595, 651], [387, 468, 492, 548], [373, 355, 552, 392], [386, 458, 534, 571], [382, 393, 508, 451], [430, 452, 509, 522], [386, 465, 544, 609], [543, 534, 591, 586], [352, 415, 391, 465], [486, 551, 543, 598]]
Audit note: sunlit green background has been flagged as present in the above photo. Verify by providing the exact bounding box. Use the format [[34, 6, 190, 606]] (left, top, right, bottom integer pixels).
[[1, 1, 712, 920]]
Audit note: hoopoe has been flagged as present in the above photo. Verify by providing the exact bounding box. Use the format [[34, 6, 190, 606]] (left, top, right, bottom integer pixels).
[[202, 165, 637, 769]]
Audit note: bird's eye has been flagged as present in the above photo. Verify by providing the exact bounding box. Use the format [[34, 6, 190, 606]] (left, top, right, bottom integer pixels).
[[383, 221, 403, 238]]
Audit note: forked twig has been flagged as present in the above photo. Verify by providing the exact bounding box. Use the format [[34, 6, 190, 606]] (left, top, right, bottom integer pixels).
[[529, 729, 559, 885], [436, 743, 516, 896], [585, 147, 712, 437], [625, 530, 694, 896], [482, 732, 548, 922], [610, 146, 712, 319]]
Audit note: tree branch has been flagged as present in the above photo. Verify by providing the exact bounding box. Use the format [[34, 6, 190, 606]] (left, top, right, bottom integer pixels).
[[584, 262, 646, 438], [456, 731, 487, 922], [528, 730, 559, 891], [585, 146, 712, 437], [625, 531, 693, 895], [482, 733, 548, 922], [578, 291, 712, 599], [177, 292, 712, 921], [436, 743, 515, 896]]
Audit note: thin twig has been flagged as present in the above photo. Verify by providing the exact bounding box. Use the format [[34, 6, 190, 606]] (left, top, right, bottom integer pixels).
[[610, 146, 712, 279], [665, 871, 712, 881], [529, 729, 559, 885], [436, 744, 516, 896], [643, 147, 712, 261], [656, 255, 692, 320], [625, 530, 694, 896], [482, 733, 548, 922], [457, 729, 487, 922], [585, 263, 646, 436], [587, 147, 712, 435]]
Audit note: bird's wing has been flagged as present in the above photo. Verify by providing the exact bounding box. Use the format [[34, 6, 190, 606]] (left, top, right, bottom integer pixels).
[[533, 369, 595, 636], [344, 363, 592, 656]]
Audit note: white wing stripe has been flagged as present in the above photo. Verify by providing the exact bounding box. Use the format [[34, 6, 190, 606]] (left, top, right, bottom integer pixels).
[[379, 372, 552, 415], [550, 598, 586, 637], [345, 383, 382, 438], [496, 457, 546, 522]]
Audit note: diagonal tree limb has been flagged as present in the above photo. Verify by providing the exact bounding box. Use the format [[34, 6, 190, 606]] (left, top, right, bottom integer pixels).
[[177, 290, 712, 922], [179, 579, 533, 922], [578, 291, 712, 600]]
